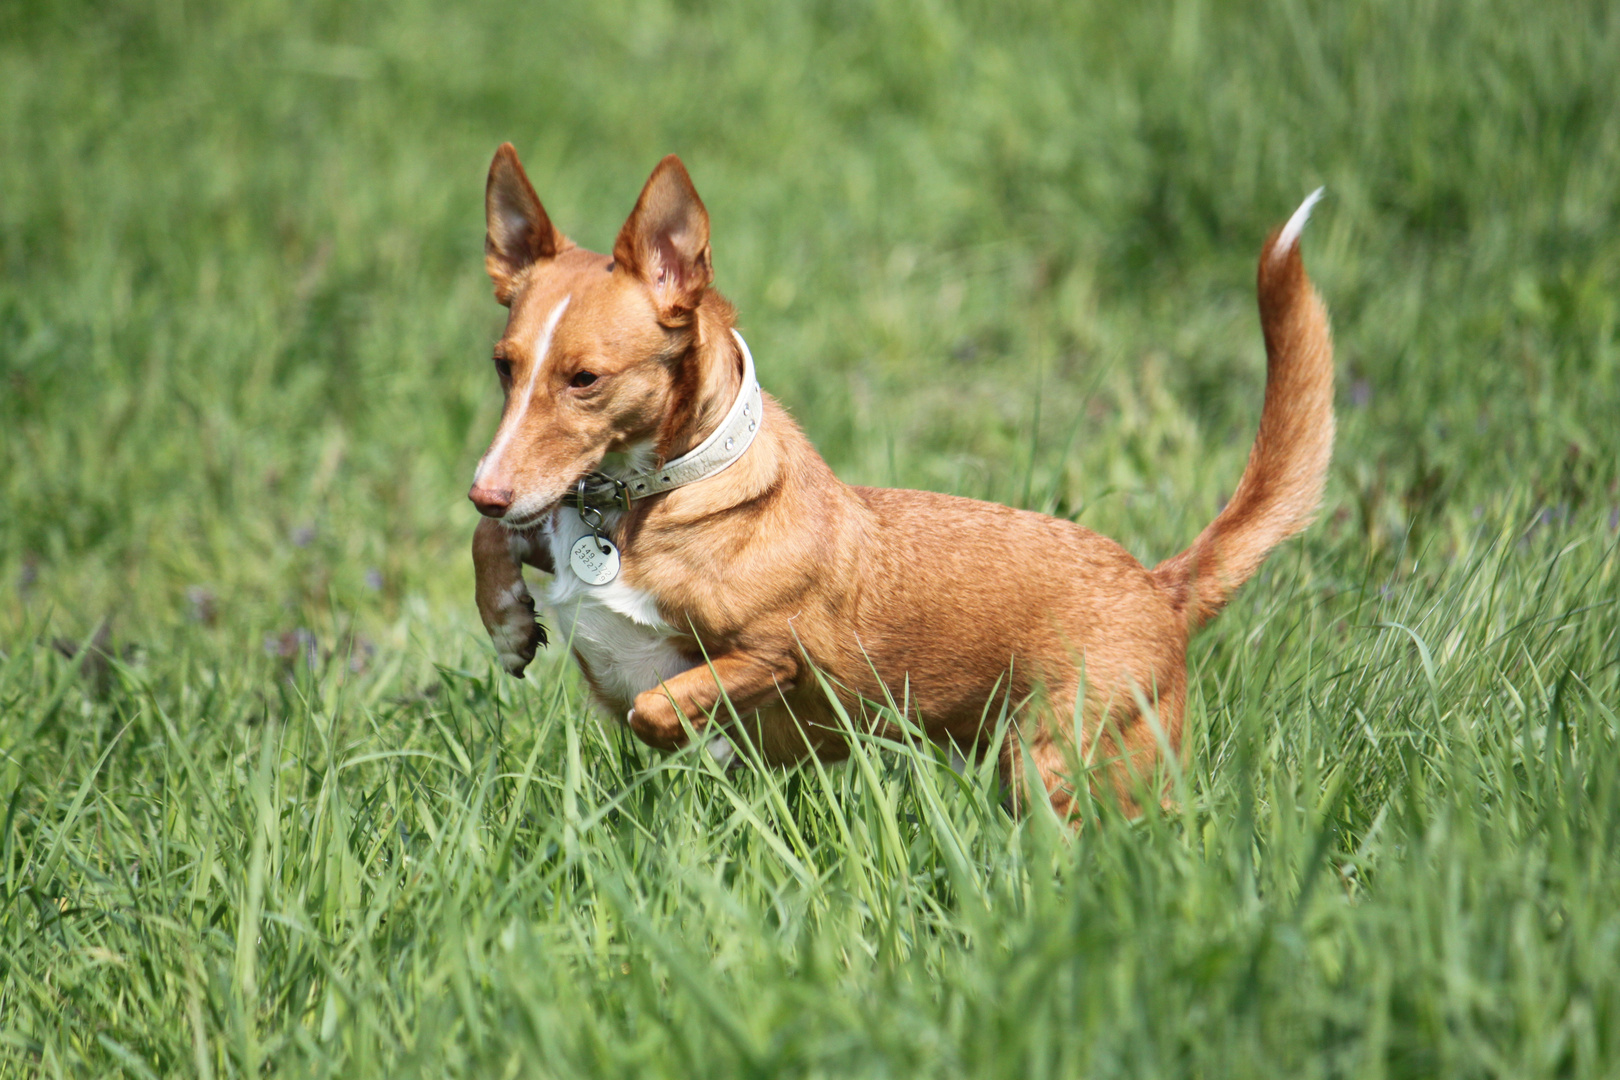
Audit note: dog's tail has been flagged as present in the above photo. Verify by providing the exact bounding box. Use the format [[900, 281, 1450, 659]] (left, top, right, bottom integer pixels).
[[1154, 190, 1335, 633]]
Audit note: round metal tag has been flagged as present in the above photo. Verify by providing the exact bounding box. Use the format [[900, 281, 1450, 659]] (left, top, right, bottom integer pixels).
[[569, 535, 620, 585]]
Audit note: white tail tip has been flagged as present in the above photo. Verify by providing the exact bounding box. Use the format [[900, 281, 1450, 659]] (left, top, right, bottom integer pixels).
[[1273, 186, 1325, 261]]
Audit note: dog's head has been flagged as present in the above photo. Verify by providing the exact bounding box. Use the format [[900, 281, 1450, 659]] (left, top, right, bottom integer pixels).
[[468, 144, 722, 526]]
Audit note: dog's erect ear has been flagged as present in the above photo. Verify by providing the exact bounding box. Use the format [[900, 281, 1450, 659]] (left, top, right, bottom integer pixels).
[[612, 155, 713, 327], [485, 143, 567, 305]]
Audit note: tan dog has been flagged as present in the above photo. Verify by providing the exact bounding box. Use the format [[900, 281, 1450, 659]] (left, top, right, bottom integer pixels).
[[469, 144, 1333, 813]]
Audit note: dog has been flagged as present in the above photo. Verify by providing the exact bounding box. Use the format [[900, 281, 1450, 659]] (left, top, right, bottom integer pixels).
[[469, 143, 1333, 813]]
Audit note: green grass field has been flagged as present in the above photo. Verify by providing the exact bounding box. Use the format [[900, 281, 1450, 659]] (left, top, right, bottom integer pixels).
[[4, 0, 1619, 1075]]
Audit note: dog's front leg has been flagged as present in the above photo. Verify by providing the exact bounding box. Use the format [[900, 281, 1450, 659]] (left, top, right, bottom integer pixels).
[[629, 653, 797, 749], [472, 516, 549, 677]]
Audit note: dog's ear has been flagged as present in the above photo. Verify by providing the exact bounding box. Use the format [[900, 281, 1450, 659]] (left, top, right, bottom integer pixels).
[[485, 143, 568, 305], [612, 155, 713, 327]]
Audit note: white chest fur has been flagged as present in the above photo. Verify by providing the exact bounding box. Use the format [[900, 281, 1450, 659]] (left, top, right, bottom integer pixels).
[[544, 506, 689, 710]]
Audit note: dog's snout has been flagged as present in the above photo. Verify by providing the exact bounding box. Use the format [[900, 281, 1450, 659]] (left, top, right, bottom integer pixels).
[[469, 484, 515, 518]]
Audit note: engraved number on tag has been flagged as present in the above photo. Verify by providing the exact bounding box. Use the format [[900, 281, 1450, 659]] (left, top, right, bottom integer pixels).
[[569, 535, 620, 585]]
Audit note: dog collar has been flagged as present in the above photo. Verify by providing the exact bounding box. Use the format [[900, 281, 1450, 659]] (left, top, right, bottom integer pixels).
[[571, 329, 763, 512]]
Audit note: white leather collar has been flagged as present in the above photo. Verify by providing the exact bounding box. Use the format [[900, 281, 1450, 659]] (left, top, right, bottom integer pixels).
[[576, 330, 763, 508]]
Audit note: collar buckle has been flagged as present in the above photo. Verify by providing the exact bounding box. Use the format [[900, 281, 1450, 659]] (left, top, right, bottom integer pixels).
[[570, 473, 632, 514]]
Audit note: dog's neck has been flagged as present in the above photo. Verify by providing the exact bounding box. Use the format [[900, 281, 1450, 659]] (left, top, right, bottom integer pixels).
[[654, 298, 743, 466]]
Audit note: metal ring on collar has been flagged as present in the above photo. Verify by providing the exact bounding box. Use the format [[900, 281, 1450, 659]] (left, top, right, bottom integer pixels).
[[570, 473, 632, 514]]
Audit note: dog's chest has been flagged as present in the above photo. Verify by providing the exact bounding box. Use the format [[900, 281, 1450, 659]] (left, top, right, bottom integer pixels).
[[544, 507, 689, 709]]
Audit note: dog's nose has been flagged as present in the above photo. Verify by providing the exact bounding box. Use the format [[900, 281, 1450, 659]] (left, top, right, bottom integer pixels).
[[468, 484, 515, 518]]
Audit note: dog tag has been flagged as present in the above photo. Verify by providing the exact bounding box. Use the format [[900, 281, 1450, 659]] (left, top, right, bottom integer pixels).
[[569, 535, 620, 585]]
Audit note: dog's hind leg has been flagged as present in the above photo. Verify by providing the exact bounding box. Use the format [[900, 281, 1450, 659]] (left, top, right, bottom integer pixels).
[[1001, 725, 1084, 820], [1002, 694, 1179, 821]]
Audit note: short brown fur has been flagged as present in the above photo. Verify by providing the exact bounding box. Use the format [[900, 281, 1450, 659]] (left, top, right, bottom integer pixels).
[[470, 145, 1334, 813]]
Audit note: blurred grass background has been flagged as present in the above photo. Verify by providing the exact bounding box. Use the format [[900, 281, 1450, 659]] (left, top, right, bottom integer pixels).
[[2, 0, 1619, 1076]]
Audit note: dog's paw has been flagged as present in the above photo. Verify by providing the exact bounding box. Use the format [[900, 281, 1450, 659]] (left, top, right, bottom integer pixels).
[[489, 581, 546, 676], [705, 735, 740, 770], [628, 693, 689, 750]]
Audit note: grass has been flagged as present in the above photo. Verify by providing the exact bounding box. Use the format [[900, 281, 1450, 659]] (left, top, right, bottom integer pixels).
[[3, 0, 1619, 1075]]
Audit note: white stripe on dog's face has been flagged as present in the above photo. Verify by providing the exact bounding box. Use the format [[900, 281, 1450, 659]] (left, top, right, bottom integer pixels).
[[474, 295, 570, 487]]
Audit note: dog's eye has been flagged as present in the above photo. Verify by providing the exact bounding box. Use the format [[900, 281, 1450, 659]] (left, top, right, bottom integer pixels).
[[493, 357, 512, 381], [570, 371, 599, 389]]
